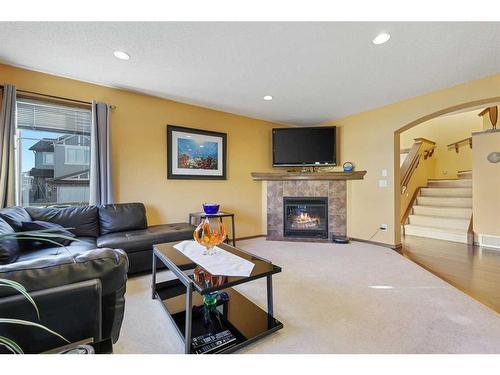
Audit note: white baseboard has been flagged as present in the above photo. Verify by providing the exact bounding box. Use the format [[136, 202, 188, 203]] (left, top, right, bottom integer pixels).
[[478, 234, 500, 250]]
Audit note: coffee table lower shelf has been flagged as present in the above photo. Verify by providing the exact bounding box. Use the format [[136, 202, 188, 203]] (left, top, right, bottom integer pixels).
[[154, 279, 283, 354]]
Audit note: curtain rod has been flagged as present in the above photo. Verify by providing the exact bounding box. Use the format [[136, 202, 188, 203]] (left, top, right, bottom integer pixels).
[[0, 84, 116, 110]]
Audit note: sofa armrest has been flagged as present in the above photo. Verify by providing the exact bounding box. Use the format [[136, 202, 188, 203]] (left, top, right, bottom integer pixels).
[[0, 279, 102, 354], [0, 248, 128, 297]]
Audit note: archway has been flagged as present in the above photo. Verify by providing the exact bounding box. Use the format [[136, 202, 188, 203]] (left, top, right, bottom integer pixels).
[[393, 96, 500, 244]]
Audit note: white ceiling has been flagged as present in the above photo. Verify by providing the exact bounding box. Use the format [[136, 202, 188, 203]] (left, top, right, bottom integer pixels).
[[0, 22, 499, 126]]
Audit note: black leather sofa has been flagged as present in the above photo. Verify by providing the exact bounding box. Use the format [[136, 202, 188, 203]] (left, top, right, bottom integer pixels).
[[0, 202, 195, 353], [1, 202, 195, 275], [94, 203, 195, 274]]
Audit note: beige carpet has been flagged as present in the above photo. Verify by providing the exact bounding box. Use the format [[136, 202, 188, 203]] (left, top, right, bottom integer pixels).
[[114, 238, 500, 354]]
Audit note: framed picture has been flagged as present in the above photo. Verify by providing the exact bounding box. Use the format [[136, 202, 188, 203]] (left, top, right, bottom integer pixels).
[[167, 125, 227, 180]]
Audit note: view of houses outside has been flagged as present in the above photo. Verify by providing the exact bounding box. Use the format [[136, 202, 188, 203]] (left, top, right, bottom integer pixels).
[[16, 100, 92, 207]]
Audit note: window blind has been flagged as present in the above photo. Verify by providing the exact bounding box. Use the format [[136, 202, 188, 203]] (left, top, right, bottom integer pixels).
[[17, 98, 91, 135]]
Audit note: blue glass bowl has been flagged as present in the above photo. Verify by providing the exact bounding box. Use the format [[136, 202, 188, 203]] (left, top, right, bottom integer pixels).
[[203, 203, 220, 215]]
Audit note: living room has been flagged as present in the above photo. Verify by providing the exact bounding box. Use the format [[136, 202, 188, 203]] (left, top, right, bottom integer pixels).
[[1, 2, 500, 373]]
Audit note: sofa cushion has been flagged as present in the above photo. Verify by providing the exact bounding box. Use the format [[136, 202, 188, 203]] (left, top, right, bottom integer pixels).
[[72, 236, 98, 249], [15, 237, 97, 263], [26, 206, 100, 237], [0, 206, 32, 232], [0, 217, 19, 265], [96, 223, 195, 253], [98, 203, 148, 235], [21, 220, 76, 247]]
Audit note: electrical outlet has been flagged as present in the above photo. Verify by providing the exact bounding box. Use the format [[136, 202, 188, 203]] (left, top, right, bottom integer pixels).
[[380, 224, 388, 231], [378, 179, 388, 188]]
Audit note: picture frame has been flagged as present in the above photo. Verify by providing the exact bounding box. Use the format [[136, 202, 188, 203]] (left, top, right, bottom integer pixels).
[[167, 125, 227, 180]]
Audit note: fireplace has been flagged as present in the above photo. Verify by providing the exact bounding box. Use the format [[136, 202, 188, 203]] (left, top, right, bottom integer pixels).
[[283, 197, 328, 239]]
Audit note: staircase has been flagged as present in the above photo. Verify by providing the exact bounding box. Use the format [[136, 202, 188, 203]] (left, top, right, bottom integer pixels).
[[404, 171, 472, 243]]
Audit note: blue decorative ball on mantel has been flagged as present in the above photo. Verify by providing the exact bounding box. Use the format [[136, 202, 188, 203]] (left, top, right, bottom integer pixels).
[[343, 162, 354, 172], [203, 203, 220, 215]]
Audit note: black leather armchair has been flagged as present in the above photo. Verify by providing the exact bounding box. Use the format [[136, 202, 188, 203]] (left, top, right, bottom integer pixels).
[[0, 247, 128, 353], [0, 280, 102, 353]]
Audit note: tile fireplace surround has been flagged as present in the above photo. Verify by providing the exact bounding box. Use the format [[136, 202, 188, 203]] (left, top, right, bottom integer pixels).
[[267, 180, 347, 241]]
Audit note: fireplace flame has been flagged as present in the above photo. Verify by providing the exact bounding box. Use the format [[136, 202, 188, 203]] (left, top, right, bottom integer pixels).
[[291, 211, 320, 229], [296, 212, 314, 223]]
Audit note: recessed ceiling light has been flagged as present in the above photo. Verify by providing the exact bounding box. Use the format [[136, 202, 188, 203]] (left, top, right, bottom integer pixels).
[[263, 95, 273, 101], [113, 50, 130, 60], [372, 32, 391, 45]]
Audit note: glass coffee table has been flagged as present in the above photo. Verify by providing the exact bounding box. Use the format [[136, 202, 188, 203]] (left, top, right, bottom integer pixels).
[[152, 241, 283, 354]]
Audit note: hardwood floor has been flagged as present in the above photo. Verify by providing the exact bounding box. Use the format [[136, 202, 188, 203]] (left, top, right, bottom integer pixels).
[[402, 235, 500, 314]]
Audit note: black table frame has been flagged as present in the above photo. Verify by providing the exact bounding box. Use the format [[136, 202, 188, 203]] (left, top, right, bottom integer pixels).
[[152, 243, 282, 354], [188, 212, 236, 246]]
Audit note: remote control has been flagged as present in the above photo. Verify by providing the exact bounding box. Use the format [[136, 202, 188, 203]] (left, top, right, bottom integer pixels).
[[191, 329, 236, 354]]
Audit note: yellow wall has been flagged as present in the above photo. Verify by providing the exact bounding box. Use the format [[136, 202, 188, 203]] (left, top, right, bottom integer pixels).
[[0, 63, 284, 238], [3, 63, 500, 247], [321, 72, 500, 246], [400, 110, 483, 179], [472, 129, 500, 237]]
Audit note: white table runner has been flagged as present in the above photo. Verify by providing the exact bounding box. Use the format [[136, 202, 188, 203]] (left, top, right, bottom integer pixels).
[[173, 240, 255, 277]]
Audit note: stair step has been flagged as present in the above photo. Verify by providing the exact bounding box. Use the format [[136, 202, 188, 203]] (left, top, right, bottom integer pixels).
[[405, 173, 472, 243], [420, 187, 472, 197], [412, 205, 472, 219], [457, 170, 472, 180], [404, 224, 468, 243], [408, 214, 469, 230], [416, 196, 472, 208], [428, 179, 472, 188]]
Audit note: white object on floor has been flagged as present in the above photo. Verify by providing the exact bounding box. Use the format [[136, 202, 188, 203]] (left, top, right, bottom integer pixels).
[[173, 240, 255, 277]]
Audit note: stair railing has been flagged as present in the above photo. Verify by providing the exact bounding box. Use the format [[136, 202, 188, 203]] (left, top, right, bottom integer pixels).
[[400, 138, 436, 194], [400, 138, 436, 224], [447, 137, 472, 153]]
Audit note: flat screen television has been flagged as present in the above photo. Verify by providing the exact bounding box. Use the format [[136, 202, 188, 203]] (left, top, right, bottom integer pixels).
[[272, 126, 337, 166]]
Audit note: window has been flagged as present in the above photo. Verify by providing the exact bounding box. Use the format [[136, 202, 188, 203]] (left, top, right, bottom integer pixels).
[[15, 98, 92, 206], [65, 146, 90, 165], [57, 186, 90, 204], [65, 172, 90, 181], [42, 152, 54, 165]]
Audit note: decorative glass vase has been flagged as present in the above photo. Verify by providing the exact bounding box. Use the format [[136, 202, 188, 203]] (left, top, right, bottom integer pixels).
[[193, 266, 227, 330], [193, 217, 226, 255]]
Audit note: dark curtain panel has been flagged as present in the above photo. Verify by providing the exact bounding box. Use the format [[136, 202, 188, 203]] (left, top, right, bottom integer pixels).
[[90, 101, 113, 205], [0, 85, 16, 208]]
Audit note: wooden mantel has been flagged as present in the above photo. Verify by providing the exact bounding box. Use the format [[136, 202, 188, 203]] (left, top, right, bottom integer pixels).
[[251, 171, 366, 181]]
